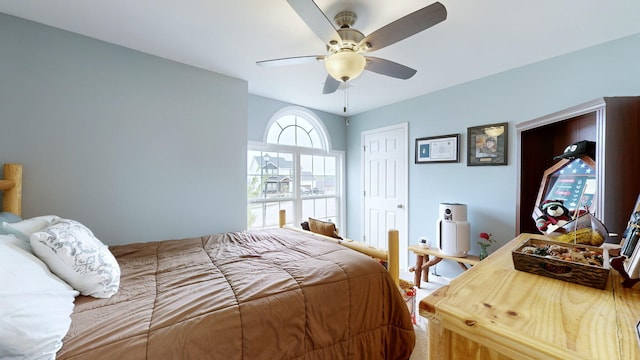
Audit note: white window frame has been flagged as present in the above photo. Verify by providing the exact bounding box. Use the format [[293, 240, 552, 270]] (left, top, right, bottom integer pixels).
[[248, 106, 345, 232]]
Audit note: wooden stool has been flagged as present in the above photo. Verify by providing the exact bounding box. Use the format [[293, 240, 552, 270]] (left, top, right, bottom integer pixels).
[[408, 245, 480, 287]]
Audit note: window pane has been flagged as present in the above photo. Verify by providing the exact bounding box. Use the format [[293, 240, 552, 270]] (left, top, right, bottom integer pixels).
[[300, 154, 312, 196], [314, 198, 327, 219], [278, 115, 297, 128], [263, 201, 293, 228], [325, 156, 336, 174], [301, 199, 314, 221], [312, 155, 325, 175], [293, 116, 314, 148], [312, 155, 326, 194], [266, 121, 283, 144], [262, 202, 279, 227], [266, 114, 323, 149], [260, 152, 293, 199], [294, 116, 311, 130], [323, 156, 336, 195], [295, 126, 313, 148], [248, 203, 264, 229], [275, 123, 314, 148], [300, 197, 340, 228], [326, 198, 337, 220], [308, 128, 321, 148], [248, 150, 267, 200], [278, 126, 297, 146]]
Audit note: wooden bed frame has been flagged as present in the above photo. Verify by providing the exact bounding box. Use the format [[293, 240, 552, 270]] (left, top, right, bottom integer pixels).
[[2, 163, 416, 359], [0, 164, 400, 286], [278, 209, 400, 286], [0, 163, 22, 217]]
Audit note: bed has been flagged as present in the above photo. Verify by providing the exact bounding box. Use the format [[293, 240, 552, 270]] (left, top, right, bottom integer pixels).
[[0, 163, 415, 360]]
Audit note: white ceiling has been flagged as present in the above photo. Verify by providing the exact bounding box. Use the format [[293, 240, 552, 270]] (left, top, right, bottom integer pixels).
[[2, 0, 640, 116]]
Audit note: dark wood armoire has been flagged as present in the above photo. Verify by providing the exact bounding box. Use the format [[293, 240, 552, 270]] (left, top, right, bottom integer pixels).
[[516, 97, 640, 241]]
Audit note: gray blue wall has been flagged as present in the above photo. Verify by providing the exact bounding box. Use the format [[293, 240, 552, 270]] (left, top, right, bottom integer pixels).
[[3, 11, 640, 280], [346, 33, 640, 277], [0, 13, 248, 245]]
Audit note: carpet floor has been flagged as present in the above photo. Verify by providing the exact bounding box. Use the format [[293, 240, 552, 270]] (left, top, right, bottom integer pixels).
[[406, 273, 450, 360]]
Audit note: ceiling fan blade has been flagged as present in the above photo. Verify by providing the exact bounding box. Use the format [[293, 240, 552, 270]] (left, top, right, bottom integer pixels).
[[287, 0, 342, 45], [359, 2, 447, 52], [365, 57, 417, 79], [257, 55, 324, 67], [322, 75, 341, 94]]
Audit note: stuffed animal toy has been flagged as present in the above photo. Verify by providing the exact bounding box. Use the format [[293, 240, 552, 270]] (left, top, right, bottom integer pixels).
[[536, 199, 572, 233]]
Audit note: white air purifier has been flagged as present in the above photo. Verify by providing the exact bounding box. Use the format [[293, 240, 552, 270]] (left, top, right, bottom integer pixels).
[[436, 203, 470, 257]]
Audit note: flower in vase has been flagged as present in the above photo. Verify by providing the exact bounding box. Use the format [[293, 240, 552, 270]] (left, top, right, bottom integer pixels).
[[478, 232, 495, 247], [478, 232, 495, 260]]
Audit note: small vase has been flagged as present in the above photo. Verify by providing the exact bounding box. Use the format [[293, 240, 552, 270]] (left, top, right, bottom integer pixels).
[[479, 247, 489, 260]]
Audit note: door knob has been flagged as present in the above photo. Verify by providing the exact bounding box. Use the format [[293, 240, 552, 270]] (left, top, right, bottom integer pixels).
[[397, 204, 404, 209]]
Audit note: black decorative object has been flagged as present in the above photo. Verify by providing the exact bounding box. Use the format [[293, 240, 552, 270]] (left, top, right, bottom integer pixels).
[[553, 140, 596, 160]]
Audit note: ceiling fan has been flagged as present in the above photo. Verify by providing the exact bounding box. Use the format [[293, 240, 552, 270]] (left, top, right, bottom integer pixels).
[[257, 0, 447, 95]]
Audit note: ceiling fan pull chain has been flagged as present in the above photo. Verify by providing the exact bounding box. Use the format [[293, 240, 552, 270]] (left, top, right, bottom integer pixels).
[[344, 85, 349, 114]]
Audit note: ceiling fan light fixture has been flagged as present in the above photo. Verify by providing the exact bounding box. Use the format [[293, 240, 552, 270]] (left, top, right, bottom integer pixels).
[[324, 51, 366, 82]]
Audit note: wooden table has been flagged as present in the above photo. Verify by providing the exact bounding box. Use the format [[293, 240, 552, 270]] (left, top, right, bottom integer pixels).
[[419, 233, 640, 360], [408, 245, 480, 287]]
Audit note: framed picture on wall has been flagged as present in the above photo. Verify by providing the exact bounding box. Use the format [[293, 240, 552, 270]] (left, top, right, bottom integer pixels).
[[467, 122, 508, 166], [415, 134, 460, 164]]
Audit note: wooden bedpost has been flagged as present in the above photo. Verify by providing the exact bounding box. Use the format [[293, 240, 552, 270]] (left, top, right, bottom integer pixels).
[[1, 164, 22, 216], [388, 229, 400, 287], [279, 209, 286, 228]]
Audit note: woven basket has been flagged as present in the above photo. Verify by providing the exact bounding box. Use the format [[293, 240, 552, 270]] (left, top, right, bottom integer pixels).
[[512, 237, 609, 289]]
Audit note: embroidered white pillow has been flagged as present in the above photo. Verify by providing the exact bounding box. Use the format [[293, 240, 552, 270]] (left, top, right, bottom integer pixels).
[[30, 219, 121, 298]]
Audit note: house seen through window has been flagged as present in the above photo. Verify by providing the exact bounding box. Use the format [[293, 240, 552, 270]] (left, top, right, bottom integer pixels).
[[248, 107, 343, 231]]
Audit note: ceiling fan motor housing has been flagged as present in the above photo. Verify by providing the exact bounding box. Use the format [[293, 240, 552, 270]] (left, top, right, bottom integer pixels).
[[331, 11, 364, 52], [325, 11, 366, 82], [336, 28, 364, 50]]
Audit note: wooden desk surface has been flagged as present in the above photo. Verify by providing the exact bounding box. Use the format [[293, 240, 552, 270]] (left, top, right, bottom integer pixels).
[[408, 245, 480, 265], [419, 233, 640, 360]]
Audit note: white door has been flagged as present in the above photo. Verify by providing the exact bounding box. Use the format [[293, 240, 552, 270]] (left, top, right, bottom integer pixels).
[[362, 123, 408, 269]]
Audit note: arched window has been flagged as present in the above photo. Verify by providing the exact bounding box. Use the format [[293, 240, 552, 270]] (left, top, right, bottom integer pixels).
[[248, 107, 344, 232], [264, 107, 329, 149]]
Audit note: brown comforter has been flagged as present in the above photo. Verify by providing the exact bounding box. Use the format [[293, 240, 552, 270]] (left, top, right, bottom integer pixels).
[[57, 228, 415, 359]]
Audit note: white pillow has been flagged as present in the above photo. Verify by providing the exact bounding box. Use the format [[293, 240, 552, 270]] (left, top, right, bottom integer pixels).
[[0, 234, 78, 360], [30, 218, 121, 298], [0, 215, 59, 246]]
